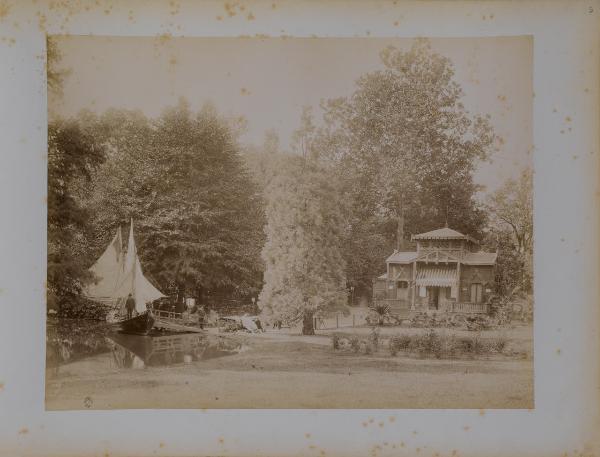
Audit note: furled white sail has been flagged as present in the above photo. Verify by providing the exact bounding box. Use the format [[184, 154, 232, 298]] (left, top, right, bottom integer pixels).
[[85, 219, 165, 312], [123, 219, 136, 277], [85, 227, 124, 304]]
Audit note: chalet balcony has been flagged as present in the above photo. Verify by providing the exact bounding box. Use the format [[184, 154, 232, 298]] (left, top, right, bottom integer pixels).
[[446, 302, 490, 314], [372, 299, 490, 315]]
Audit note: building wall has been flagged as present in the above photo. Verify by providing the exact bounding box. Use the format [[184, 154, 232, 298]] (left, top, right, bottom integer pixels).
[[412, 286, 454, 310], [374, 261, 496, 308], [388, 264, 413, 281], [459, 265, 495, 302], [373, 279, 387, 299]]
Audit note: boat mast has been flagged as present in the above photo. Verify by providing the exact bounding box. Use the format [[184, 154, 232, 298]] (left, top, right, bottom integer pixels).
[[130, 218, 136, 302]]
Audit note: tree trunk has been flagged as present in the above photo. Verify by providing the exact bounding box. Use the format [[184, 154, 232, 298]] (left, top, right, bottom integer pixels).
[[302, 311, 315, 335]]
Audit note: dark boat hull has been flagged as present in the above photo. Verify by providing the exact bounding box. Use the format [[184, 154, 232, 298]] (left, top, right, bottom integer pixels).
[[116, 311, 155, 335]]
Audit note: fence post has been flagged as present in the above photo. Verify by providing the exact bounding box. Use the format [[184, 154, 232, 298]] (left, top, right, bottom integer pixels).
[[336, 314, 339, 328], [353, 314, 355, 327], [313, 316, 317, 330]]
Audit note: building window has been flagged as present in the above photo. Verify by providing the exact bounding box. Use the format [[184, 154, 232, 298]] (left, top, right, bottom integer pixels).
[[397, 281, 408, 289], [470, 283, 483, 303]]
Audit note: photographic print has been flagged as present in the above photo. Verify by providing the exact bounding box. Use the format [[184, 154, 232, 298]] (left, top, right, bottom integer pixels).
[[45, 35, 533, 410]]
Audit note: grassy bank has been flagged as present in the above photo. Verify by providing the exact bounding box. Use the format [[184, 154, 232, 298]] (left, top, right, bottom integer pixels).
[[46, 334, 533, 409]]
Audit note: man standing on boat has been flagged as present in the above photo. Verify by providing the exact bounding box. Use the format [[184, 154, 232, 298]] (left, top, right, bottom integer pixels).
[[125, 293, 136, 319]]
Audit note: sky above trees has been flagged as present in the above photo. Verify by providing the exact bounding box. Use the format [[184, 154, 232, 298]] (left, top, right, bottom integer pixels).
[[50, 36, 532, 195]]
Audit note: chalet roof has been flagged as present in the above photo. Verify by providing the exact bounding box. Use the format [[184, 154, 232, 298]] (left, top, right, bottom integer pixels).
[[386, 250, 497, 265], [386, 251, 418, 264], [462, 252, 498, 265], [411, 227, 477, 244]]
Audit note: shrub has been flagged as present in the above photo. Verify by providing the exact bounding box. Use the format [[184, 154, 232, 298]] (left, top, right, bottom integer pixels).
[[387, 330, 514, 359], [363, 341, 372, 355], [332, 333, 341, 350], [406, 329, 445, 357], [456, 333, 485, 354], [389, 334, 412, 356], [440, 333, 458, 357], [349, 336, 361, 353], [369, 327, 381, 350], [53, 297, 110, 320], [488, 336, 508, 353]]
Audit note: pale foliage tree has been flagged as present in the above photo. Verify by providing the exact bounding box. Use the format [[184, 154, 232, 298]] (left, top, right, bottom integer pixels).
[[258, 156, 347, 335], [262, 128, 280, 155], [487, 168, 533, 255]]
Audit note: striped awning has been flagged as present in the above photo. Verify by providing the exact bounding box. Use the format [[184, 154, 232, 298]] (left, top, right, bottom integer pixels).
[[416, 267, 457, 287]]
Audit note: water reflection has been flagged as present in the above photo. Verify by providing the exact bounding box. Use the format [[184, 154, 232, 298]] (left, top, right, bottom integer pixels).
[[106, 332, 244, 368], [46, 318, 244, 374], [46, 319, 112, 372]]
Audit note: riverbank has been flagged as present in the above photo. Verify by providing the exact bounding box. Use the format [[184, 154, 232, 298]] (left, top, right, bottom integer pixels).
[[46, 327, 533, 410]]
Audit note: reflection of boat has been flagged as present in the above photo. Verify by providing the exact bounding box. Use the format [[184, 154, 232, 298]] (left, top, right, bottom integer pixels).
[[106, 332, 242, 367], [110, 339, 145, 369], [84, 219, 165, 335]]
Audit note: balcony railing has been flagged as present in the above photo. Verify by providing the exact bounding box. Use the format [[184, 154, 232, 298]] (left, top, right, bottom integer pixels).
[[447, 302, 490, 314], [372, 300, 490, 314]]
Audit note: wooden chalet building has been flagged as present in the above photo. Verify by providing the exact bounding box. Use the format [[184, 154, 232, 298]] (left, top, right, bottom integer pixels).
[[373, 226, 497, 315]]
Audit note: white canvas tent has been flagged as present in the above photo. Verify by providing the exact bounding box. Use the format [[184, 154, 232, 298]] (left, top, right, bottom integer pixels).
[[85, 219, 165, 313]]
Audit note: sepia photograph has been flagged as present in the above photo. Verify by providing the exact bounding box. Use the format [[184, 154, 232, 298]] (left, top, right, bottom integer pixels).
[[45, 34, 533, 410]]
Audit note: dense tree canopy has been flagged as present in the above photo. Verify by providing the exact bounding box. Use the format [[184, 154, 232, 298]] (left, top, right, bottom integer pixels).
[[83, 100, 265, 300], [308, 39, 497, 296], [47, 118, 106, 311], [47, 37, 528, 323], [484, 168, 533, 295], [487, 168, 533, 255], [48, 100, 265, 316]]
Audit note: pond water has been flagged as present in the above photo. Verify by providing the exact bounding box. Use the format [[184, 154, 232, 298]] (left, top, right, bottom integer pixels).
[[46, 318, 245, 375]]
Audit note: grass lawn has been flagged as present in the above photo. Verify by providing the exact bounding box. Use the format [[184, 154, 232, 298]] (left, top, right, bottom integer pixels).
[[46, 324, 533, 410]]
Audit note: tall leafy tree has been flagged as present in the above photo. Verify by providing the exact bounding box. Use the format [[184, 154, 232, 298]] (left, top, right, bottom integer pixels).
[[47, 118, 106, 312], [259, 156, 347, 335], [485, 168, 533, 294], [487, 168, 533, 255], [312, 39, 497, 297], [262, 128, 280, 155], [291, 105, 317, 158], [85, 100, 265, 303], [47, 38, 107, 314]]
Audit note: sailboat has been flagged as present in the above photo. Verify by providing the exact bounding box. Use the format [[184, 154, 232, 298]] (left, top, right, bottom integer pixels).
[[84, 219, 165, 335]]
